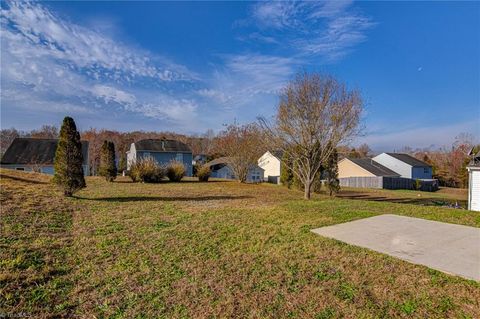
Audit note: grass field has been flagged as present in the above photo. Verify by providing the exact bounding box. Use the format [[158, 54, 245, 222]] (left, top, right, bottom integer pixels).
[[1, 169, 479, 318]]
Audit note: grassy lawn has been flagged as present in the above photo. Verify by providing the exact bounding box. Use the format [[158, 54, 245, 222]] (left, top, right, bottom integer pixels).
[[1, 169, 479, 318]]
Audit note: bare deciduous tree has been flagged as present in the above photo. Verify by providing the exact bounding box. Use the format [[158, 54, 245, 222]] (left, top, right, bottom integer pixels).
[[215, 123, 265, 183], [260, 72, 363, 199]]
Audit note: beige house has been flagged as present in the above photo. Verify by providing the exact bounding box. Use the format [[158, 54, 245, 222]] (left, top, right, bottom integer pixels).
[[338, 158, 401, 178]]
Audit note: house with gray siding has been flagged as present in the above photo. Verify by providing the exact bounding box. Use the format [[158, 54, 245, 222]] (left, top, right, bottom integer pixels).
[[372, 153, 432, 179], [206, 157, 264, 182], [126, 139, 193, 176], [0, 138, 89, 175]]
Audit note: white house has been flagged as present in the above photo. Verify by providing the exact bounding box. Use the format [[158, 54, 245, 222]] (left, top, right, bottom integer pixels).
[[372, 153, 432, 179], [258, 151, 283, 184], [467, 151, 480, 212], [206, 157, 264, 183]]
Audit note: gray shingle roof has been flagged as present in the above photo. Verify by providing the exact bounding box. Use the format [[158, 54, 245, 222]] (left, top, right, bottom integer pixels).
[[385, 153, 431, 167], [1, 138, 88, 165], [349, 158, 401, 177], [205, 157, 230, 167], [134, 139, 191, 153]]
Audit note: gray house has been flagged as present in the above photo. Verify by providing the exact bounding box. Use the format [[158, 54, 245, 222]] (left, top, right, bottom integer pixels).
[[0, 138, 89, 175], [126, 139, 193, 176], [206, 157, 264, 183], [372, 153, 432, 179]]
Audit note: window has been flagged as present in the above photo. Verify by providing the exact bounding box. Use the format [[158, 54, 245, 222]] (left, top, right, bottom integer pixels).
[[176, 153, 183, 162], [15, 167, 25, 171], [143, 152, 150, 158], [424, 168, 429, 174]]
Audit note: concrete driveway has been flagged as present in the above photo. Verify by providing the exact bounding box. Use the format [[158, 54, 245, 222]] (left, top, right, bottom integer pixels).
[[311, 214, 480, 281]]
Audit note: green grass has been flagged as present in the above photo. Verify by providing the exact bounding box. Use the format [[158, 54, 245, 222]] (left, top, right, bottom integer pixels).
[[1, 169, 479, 318]]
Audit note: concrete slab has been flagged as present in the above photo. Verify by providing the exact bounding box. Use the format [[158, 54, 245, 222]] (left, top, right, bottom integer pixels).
[[311, 214, 480, 281]]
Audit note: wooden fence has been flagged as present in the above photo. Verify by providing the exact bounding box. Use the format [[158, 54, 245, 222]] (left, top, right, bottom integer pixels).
[[339, 176, 439, 192]]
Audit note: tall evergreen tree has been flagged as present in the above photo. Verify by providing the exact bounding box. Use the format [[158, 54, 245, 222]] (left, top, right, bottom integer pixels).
[[325, 148, 340, 196], [53, 116, 86, 196], [99, 141, 117, 182]]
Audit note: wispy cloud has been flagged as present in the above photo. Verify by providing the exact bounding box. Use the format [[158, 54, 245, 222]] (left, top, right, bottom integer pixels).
[[0, 0, 199, 128], [244, 0, 375, 61]]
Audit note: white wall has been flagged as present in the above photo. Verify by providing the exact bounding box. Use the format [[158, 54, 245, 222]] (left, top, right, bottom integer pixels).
[[258, 151, 281, 183], [126, 143, 136, 170], [468, 168, 480, 211], [373, 153, 412, 178]]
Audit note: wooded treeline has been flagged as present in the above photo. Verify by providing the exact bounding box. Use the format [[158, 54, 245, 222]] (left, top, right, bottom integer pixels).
[[2, 124, 476, 188]]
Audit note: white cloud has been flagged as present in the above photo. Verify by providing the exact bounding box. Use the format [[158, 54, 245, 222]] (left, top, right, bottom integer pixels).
[[246, 0, 375, 61], [0, 0, 200, 126], [91, 85, 137, 105], [202, 53, 297, 111], [1, 1, 194, 82]]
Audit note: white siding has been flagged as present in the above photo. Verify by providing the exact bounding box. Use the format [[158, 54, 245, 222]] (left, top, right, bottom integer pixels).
[[258, 151, 281, 184], [373, 153, 412, 178], [468, 168, 480, 212], [126, 143, 137, 170]]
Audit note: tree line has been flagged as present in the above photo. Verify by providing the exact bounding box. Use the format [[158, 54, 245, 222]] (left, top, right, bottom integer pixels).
[[1, 71, 477, 198]]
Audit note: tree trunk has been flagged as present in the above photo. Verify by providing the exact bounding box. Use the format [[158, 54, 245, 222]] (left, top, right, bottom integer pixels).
[[304, 181, 311, 200]]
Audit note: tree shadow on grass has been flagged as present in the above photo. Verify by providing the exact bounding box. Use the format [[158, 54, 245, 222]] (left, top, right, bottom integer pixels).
[[75, 195, 253, 202], [0, 173, 49, 184], [336, 193, 467, 207], [113, 179, 232, 184]]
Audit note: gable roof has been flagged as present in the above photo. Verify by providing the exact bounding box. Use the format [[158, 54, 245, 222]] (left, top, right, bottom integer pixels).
[[1, 138, 88, 165], [134, 139, 191, 153], [468, 151, 480, 167], [348, 158, 401, 177], [205, 157, 230, 167], [385, 153, 431, 167], [205, 157, 263, 171]]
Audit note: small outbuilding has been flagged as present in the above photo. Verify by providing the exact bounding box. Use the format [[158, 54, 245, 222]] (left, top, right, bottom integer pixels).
[[467, 151, 480, 212], [0, 138, 89, 175]]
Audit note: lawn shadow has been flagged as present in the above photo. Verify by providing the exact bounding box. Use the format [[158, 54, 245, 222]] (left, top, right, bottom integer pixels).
[[76, 195, 253, 202], [0, 173, 49, 184], [113, 179, 231, 184], [337, 192, 467, 207]]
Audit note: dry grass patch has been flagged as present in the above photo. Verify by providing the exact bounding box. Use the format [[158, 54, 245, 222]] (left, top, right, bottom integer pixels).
[[1, 169, 479, 318]]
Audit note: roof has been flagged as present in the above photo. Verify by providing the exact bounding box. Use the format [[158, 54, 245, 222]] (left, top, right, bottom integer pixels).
[[1, 138, 88, 165], [384, 153, 431, 167], [205, 157, 230, 167], [205, 157, 263, 171], [468, 151, 480, 168], [134, 139, 191, 153], [348, 158, 401, 177]]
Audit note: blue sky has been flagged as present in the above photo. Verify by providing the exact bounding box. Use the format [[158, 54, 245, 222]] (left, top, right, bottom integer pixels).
[[1, 1, 479, 151]]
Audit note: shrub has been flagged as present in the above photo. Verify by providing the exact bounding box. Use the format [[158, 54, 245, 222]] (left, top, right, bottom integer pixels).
[[414, 179, 422, 190], [167, 161, 186, 182], [196, 164, 211, 182], [98, 140, 117, 182], [130, 157, 165, 183]]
